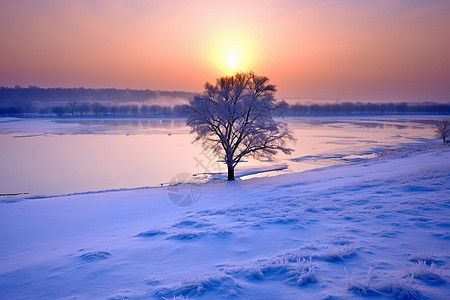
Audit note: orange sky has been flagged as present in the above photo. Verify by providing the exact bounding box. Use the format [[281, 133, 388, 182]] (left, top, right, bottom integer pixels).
[[1, 0, 449, 101]]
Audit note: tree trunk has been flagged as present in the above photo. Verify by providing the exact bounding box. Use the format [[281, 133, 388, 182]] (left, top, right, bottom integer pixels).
[[227, 164, 235, 181]]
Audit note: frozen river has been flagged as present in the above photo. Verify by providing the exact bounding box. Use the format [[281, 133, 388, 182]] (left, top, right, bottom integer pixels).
[[0, 116, 442, 198]]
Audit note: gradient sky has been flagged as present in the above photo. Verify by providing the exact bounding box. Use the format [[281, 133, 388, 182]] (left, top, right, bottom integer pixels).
[[1, 0, 449, 101]]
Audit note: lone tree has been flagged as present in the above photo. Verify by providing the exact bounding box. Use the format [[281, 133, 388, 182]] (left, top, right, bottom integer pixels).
[[187, 72, 294, 181], [435, 120, 449, 144]]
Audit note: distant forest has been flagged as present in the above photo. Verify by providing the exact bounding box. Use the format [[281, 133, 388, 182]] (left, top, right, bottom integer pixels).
[[0, 86, 449, 117]]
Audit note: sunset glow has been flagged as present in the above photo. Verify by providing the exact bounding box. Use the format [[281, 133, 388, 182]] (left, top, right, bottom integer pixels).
[[209, 31, 257, 75], [0, 0, 449, 101]]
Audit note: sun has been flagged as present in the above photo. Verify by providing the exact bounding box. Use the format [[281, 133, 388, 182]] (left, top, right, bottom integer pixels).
[[209, 32, 257, 75], [227, 53, 240, 69], [224, 49, 243, 73]]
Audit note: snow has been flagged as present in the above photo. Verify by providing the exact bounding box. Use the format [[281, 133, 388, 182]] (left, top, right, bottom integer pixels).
[[1, 144, 450, 299]]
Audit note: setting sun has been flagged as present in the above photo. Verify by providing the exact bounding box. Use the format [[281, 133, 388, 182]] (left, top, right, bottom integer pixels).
[[227, 53, 240, 69], [209, 31, 257, 75]]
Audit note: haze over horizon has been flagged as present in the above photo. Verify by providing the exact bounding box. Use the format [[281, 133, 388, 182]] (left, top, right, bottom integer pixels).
[[1, 0, 449, 102]]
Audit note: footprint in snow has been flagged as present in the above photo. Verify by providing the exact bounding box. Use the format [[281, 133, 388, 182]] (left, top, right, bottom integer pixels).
[[79, 251, 111, 262], [136, 229, 167, 237]]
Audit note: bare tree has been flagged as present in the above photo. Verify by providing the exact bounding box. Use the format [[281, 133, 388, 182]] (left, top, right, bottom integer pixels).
[[187, 72, 294, 181], [435, 120, 449, 144], [68, 101, 78, 116]]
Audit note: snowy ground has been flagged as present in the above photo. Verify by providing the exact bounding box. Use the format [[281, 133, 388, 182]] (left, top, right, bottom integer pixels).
[[0, 144, 449, 299]]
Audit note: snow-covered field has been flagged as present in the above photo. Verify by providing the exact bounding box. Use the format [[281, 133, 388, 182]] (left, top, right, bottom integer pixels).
[[1, 143, 449, 299]]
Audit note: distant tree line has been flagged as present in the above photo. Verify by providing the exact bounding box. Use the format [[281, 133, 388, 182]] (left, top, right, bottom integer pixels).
[[0, 86, 195, 117], [2, 101, 449, 118], [277, 101, 450, 116], [0, 86, 196, 105], [0, 86, 449, 117], [0, 101, 190, 117]]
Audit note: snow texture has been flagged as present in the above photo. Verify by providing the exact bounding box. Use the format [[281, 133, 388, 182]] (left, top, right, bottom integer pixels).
[[0, 143, 449, 299]]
